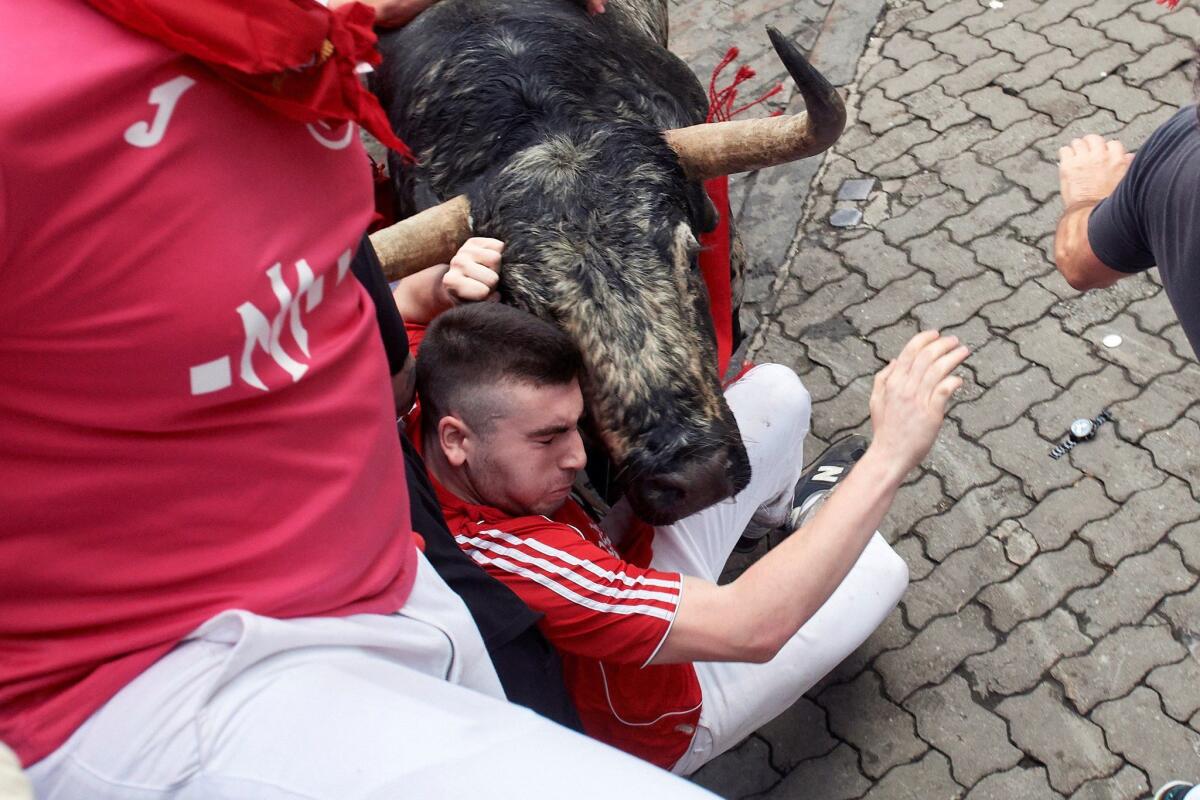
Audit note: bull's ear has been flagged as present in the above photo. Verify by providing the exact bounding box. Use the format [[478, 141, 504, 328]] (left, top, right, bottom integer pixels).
[[690, 185, 720, 233]]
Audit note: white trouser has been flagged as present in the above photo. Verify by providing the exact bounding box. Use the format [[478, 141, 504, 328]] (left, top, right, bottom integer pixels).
[[29, 552, 715, 799], [627, 364, 909, 775]]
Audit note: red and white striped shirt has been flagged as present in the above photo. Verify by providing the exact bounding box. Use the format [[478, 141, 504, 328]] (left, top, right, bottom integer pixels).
[[436, 483, 702, 769]]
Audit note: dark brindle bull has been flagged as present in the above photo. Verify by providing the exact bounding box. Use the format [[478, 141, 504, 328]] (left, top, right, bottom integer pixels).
[[369, 0, 844, 525]]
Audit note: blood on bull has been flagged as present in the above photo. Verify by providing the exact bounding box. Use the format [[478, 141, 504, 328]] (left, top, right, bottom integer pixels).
[[369, 0, 846, 525]]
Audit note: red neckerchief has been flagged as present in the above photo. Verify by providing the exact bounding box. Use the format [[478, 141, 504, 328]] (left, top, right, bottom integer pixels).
[[85, 0, 412, 158]]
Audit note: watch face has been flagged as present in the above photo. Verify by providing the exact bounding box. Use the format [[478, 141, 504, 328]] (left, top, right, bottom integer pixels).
[[1070, 418, 1096, 441]]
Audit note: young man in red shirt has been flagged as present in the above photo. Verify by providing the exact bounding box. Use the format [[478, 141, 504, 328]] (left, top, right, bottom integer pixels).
[[416, 301, 968, 772]]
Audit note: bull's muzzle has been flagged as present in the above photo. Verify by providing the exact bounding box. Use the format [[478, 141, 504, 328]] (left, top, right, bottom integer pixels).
[[625, 439, 751, 525]]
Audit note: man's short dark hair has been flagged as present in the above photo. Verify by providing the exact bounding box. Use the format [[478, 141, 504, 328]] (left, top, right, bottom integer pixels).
[[416, 303, 584, 439]]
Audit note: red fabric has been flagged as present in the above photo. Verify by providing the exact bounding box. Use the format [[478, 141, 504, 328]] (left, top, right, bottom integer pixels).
[[438, 487, 701, 769], [84, 0, 411, 156], [699, 176, 734, 376], [0, 2, 416, 765]]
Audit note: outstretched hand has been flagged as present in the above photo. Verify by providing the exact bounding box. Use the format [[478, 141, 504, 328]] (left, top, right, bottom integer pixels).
[[868, 331, 969, 478], [442, 237, 503, 304], [1058, 134, 1134, 208]]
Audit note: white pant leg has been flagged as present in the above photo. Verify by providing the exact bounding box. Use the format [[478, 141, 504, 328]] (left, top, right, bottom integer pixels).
[[673, 533, 909, 775], [0, 741, 33, 800], [643, 363, 811, 581], [29, 553, 714, 800]]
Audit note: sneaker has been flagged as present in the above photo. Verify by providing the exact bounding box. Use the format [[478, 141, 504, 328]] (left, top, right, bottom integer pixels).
[[1156, 782, 1197, 800], [734, 434, 869, 553]]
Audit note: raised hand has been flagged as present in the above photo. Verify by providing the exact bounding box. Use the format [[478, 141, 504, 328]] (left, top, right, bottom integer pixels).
[[443, 237, 503, 304]]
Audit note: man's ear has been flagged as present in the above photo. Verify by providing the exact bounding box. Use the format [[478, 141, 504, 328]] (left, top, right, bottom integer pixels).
[[437, 415, 473, 468]]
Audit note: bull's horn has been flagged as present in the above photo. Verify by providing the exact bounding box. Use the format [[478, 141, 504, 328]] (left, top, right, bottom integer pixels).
[[664, 26, 846, 180], [369, 194, 473, 281]]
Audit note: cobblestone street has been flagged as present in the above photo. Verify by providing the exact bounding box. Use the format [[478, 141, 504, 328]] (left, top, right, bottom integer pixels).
[[667, 1, 1200, 797]]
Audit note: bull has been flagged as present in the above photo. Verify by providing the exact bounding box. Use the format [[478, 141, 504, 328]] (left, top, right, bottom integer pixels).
[[369, 0, 845, 525]]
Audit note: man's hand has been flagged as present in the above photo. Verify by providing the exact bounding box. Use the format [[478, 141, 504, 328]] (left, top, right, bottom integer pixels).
[[1059, 134, 1134, 208], [586, 0, 607, 13], [442, 237, 503, 304], [867, 331, 968, 479]]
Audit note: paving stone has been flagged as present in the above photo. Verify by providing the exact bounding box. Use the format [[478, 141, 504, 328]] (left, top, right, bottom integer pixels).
[[835, 230, 916, 291], [966, 766, 1064, 800], [1144, 416, 1200, 496], [691, 735, 779, 798], [935, 150, 1006, 205], [1034, 109, 1123, 162], [998, 47, 1082, 95], [1104, 367, 1200, 441], [1147, 652, 1200, 723], [819, 671, 927, 779], [997, 521, 1038, 566], [980, 416, 1080, 501], [1093, 686, 1200, 791], [1068, 545, 1196, 637], [1067, 765, 1150, 800], [970, 231, 1053, 288], [997, 682, 1122, 795], [969, 337, 1027, 388], [965, 608, 1093, 698], [803, 329, 884, 387], [1088, 313, 1187, 384], [1126, 287, 1181, 334], [1068, 431, 1165, 505], [961, 0, 1039, 36], [972, 116, 1061, 165], [878, 54, 961, 101], [978, 540, 1105, 633], [1027, 364, 1137, 440], [1072, 0, 1144, 27], [905, 83, 976, 132], [1099, 14, 1171, 51], [893, 533, 936, 582], [939, 51, 1019, 96], [1078, 477, 1197, 566], [1123, 37, 1195, 86], [858, 85, 910, 135], [878, 188, 970, 245], [1158, 4, 1200, 38], [952, 366, 1058, 439], [994, 148, 1059, 203], [845, 271, 941, 334], [944, 188, 1038, 245], [875, 603, 996, 702], [850, 118, 938, 177], [880, 30, 938, 70], [859, 749, 963, 800], [1169, 519, 1200, 573], [1021, 80, 1093, 127], [1057, 44, 1138, 94], [906, 673, 1022, 786], [1017, 478, 1116, 551], [979, 280, 1056, 332], [1042, 17, 1111, 58], [904, 536, 1017, 627], [1162, 580, 1200, 640], [759, 742, 870, 800], [928, 25, 998, 64], [1089, 74, 1161, 124], [1020, 0, 1095, 31], [913, 271, 1011, 330], [906, 228, 982, 288], [962, 85, 1035, 130], [756, 696, 838, 773], [780, 273, 867, 337], [810, 374, 872, 440], [908, 2, 979, 35], [1145, 68, 1196, 108], [916, 475, 1032, 561], [1053, 623, 1187, 713], [911, 119, 997, 171]]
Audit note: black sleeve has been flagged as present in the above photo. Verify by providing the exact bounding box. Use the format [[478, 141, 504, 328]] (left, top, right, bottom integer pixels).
[[350, 235, 410, 375], [1087, 142, 1158, 275]]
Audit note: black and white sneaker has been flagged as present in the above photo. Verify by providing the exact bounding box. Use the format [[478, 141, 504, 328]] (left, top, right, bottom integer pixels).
[[1156, 782, 1197, 800], [734, 434, 869, 553]]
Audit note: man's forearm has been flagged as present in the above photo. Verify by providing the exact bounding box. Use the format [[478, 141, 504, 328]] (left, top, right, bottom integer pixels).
[[726, 447, 903, 658], [1054, 202, 1121, 290]]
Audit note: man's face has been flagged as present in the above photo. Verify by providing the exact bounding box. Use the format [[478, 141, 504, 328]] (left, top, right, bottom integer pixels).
[[462, 378, 587, 517]]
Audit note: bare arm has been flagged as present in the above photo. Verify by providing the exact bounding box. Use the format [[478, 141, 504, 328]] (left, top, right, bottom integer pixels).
[[652, 331, 968, 665], [1053, 134, 1135, 291], [392, 237, 503, 324]]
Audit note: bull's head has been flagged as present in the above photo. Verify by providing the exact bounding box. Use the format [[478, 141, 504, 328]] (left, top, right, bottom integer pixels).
[[373, 27, 845, 524]]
